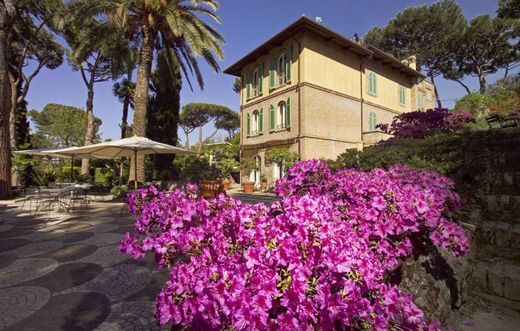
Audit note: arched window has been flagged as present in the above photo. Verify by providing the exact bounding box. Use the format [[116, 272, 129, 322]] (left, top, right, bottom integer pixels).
[[277, 101, 286, 130], [367, 71, 377, 96], [252, 69, 259, 97], [368, 111, 377, 131], [278, 54, 286, 86], [252, 110, 259, 135]]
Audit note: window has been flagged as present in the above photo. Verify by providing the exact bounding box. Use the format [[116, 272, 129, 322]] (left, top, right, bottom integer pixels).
[[277, 54, 286, 87], [367, 71, 377, 96], [252, 69, 259, 97], [418, 92, 424, 111], [269, 48, 291, 90], [426, 89, 432, 102], [368, 111, 377, 131], [398, 85, 406, 106], [249, 156, 261, 184], [277, 101, 286, 130]]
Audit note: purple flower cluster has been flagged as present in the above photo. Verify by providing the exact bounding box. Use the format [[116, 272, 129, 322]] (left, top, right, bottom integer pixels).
[[120, 161, 468, 330], [377, 108, 474, 140]]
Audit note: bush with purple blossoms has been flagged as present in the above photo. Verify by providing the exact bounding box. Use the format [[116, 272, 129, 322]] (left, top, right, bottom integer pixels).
[[120, 160, 468, 330]]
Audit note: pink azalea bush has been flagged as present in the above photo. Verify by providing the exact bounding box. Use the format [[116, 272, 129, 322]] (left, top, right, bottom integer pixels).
[[377, 108, 474, 140], [120, 160, 469, 330]]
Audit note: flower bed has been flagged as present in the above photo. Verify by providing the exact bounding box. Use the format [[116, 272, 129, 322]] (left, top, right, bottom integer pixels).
[[121, 160, 468, 330]]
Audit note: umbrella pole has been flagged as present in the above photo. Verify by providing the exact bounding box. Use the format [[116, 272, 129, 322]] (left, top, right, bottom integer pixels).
[[71, 156, 74, 182], [134, 149, 137, 191]]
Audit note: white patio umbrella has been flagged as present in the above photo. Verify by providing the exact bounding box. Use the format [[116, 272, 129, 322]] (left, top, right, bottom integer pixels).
[[59, 136, 193, 189]]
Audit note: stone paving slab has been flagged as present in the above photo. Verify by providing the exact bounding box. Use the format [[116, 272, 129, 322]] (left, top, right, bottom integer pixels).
[[0, 202, 170, 331]]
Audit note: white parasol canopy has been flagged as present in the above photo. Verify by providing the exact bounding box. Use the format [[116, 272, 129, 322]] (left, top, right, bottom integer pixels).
[[59, 136, 193, 189]]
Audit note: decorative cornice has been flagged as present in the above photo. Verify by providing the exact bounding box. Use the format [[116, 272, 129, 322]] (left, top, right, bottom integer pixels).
[[241, 85, 299, 109], [363, 100, 401, 115], [300, 82, 361, 103], [242, 138, 298, 150]]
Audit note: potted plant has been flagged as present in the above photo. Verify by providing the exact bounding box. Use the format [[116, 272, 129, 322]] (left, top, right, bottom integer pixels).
[[260, 174, 268, 191], [215, 158, 238, 191], [240, 158, 258, 194]]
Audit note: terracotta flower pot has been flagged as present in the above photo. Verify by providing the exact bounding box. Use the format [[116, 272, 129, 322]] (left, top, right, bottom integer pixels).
[[222, 178, 231, 191], [199, 180, 224, 199], [242, 181, 254, 193]]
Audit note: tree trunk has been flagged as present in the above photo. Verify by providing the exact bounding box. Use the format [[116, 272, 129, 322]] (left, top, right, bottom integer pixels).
[[129, 26, 156, 185], [0, 3, 12, 199], [8, 76, 16, 149], [119, 70, 132, 184], [478, 72, 486, 94], [429, 74, 442, 108], [81, 73, 95, 176], [453, 79, 471, 95]]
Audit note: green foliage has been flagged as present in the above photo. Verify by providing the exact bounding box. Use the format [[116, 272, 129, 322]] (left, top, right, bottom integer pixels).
[[331, 133, 469, 176], [29, 103, 101, 148], [32, 167, 57, 187], [265, 148, 299, 172], [233, 77, 241, 94], [95, 166, 116, 185], [12, 154, 41, 186], [215, 158, 238, 179], [110, 185, 128, 199], [173, 154, 221, 182], [498, 0, 520, 19], [240, 158, 259, 179], [56, 165, 80, 183]]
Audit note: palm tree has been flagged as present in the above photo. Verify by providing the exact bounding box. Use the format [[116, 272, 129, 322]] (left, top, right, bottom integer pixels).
[[65, 15, 133, 175], [113, 77, 136, 139], [69, 0, 224, 183]]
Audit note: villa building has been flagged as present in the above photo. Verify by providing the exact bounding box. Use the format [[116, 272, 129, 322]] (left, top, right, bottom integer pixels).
[[224, 17, 436, 184]]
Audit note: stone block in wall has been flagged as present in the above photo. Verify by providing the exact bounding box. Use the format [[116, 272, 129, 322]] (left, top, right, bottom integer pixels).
[[487, 260, 505, 297], [503, 263, 520, 301], [512, 225, 520, 249], [486, 195, 499, 212], [479, 222, 512, 248]]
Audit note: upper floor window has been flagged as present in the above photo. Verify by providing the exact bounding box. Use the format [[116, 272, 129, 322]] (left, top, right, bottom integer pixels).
[[246, 64, 263, 100], [418, 92, 424, 111], [367, 71, 377, 96], [368, 111, 377, 131], [246, 108, 263, 137], [398, 85, 406, 106], [277, 101, 286, 130], [269, 97, 291, 132], [269, 47, 292, 90], [252, 69, 259, 97], [278, 54, 286, 86]]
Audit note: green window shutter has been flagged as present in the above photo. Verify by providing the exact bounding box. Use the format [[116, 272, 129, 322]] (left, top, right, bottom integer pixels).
[[269, 58, 276, 89], [246, 113, 251, 136], [369, 111, 376, 131], [246, 72, 252, 99], [259, 108, 263, 134], [258, 64, 263, 94], [269, 105, 275, 132], [286, 97, 291, 128], [285, 46, 292, 83], [399, 86, 405, 106], [418, 93, 423, 111]]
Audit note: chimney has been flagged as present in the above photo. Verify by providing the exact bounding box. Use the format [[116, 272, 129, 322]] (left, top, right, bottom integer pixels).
[[402, 55, 417, 70]]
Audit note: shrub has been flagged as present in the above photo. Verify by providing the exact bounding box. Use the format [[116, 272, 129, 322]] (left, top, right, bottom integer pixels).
[[120, 160, 468, 330], [377, 108, 474, 140], [110, 185, 128, 198], [265, 147, 299, 174], [331, 133, 468, 176], [173, 154, 221, 182]]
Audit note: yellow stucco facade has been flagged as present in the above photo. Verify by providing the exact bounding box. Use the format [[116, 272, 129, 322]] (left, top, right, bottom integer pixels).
[[224, 17, 436, 185]]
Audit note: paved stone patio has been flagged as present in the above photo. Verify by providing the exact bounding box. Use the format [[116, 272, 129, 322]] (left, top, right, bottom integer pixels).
[[0, 202, 170, 331]]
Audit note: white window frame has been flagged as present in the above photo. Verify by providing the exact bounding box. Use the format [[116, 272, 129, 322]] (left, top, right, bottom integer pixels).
[[251, 110, 259, 136], [368, 71, 377, 96], [252, 69, 259, 97], [277, 54, 286, 87], [277, 101, 286, 131], [399, 85, 406, 107]]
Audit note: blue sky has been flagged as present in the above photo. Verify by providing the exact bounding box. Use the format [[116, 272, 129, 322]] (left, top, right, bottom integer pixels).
[[26, 0, 511, 143]]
